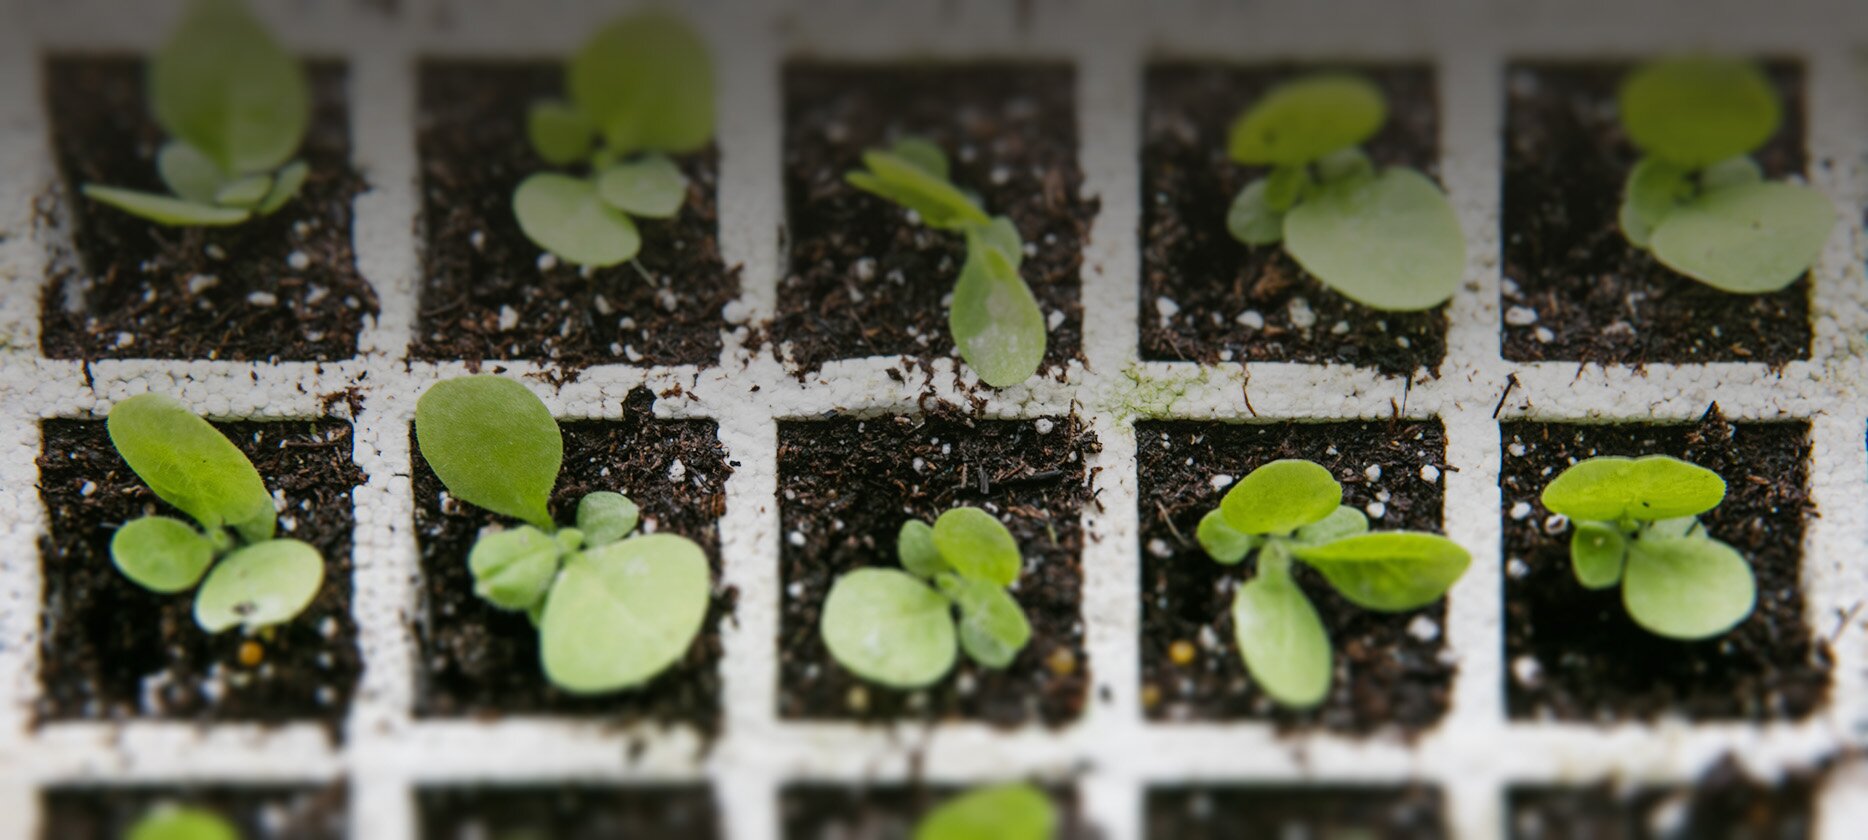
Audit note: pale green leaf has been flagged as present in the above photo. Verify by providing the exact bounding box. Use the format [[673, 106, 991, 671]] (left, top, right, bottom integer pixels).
[[932, 506, 1022, 586], [108, 393, 274, 543], [1264, 164, 1310, 211], [1541, 455, 1726, 522], [576, 491, 639, 546], [1283, 167, 1464, 312], [819, 567, 957, 688], [915, 784, 1055, 840], [129, 805, 240, 840], [255, 159, 309, 215], [1647, 516, 1705, 540], [527, 100, 596, 166], [468, 525, 561, 611], [1226, 179, 1284, 246], [1314, 147, 1375, 184], [1197, 508, 1258, 565], [1232, 573, 1330, 707], [540, 533, 711, 693], [415, 375, 563, 530], [938, 574, 1032, 669], [151, 0, 309, 174], [1619, 57, 1779, 168], [194, 538, 323, 632], [157, 140, 227, 204], [568, 12, 715, 153], [1293, 532, 1470, 611], [1701, 156, 1764, 190], [1571, 521, 1627, 589], [1295, 505, 1370, 546], [1619, 157, 1692, 249], [898, 519, 947, 579], [214, 172, 272, 207], [1229, 73, 1386, 166], [1622, 535, 1756, 640], [597, 153, 689, 218], [512, 172, 642, 267], [889, 135, 950, 180], [111, 515, 216, 593], [951, 234, 1046, 388], [974, 215, 1024, 268], [1649, 181, 1835, 294], [1220, 459, 1342, 536], [848, 150, 991, 230], [82, 185, 251, 227]]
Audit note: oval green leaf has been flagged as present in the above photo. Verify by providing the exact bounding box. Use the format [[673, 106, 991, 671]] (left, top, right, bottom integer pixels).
[[82, 185, 251, 227], [889, 135, 950, 180], [597, 153, 689, 218], [468, 525, 561, 611], [527, 100, 596, 166], [915, 784, 1055, 840], [1622, 536, 1756, 640], [819, 567, 957, 689], [932, 507, 1022, 586], [1197, 508, 1258, 565], [415, 375, 563, 530], [129, 805, 240, 840], [1283, 167, 1464, 312], [1226, 178, 1285, 246], [111, 516, 216, 593], [513, 173, 642, 267], [1618, 157, 1692, 249], [1231, 574, 1330, 707], [576, 491, 639, 547], [108, 393, 274, 542], [974, 215, 1024, 268], [951, 236, 1046, 389], [540, 533, 711, 693], [1220, 459, 1342, 536], [568, 12, 715, 153], [1649, 181, 1835, 294], [1228, 74, 1386, 166], [1702, 156, 1764, 191], [1570, 521, 1627, 589], [938, 574, 1032, 669], [1294, 505, 1370, 546], [848, 150, 992, 231], [157, 140, 227, 204], [1619, 57, 1779, 168], [194, 538, 324, 632], [1292, 531, 1470, 611], [214, 172, 272, 207], [151, 0, 310, 174], [1541, 455, 1726, 522], [898, 519, 947, 579], [256, 159, 309, 216]]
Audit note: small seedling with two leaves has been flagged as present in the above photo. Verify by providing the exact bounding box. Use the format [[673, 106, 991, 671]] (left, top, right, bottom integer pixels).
[[1197, 459, 1470, 707], [128, 804, 240, 840], [1542, 455, 1754, 639], [819, 507, 1034, 688], [83, 0, 312, 227], [1615, 58, 1836, 293], [513, 13, 714, 268], [415, 375, 711, 694], [106, 394, 324, 633], [914, 783, 1056, 840], [1225, 74, 1465, 312], [845, 136, 1048, 388]]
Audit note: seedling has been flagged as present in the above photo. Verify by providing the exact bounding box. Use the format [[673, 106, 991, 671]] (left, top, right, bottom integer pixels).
[[415, 375, 711, 694], [846, 136, 1047, 388], [511, 13, 714, 267], [1614, 57, 1836, 293], [1224, 73, 1465, 312], [81, 0, 312, 227], [819, 507, 1034, 688], [128, 805, 240, 840], [1196, 459, 1470, 707], [105, 394, 323, 633], [914, 784, 1055, 840], [1542, 455, 1754, 639]]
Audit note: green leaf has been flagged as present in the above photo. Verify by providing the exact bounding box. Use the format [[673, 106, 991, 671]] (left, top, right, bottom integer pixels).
[[1701, 156, 1764, 190], [597, 153, 689, 218], [111, 516, 216, 593], [951, 233, 1046, 388], [468, 525, 561, 611], [1226, 179, 1285, 246], [129, 805, 240, 840], [1220, 459, 1342, 536], [151, 0, 309, 174], [1618, 157, 1692, 249], [512, 172, 642, 267], [1231, 573, 1330, 707], [932, 507, 1022, 586], [1622, 535, 1756, 640], [255, 159, 308, 215], [1283, 167, 1464, 312], [194, 538, 323, 632], [1264, 165, 1310, 211], [568, 12, 715, 153], [527, 100, 596, 166], [576, 491, 639, 546], [974, 215, 1024, 268], [937, 574, 1032, 669], [1649, 181, 1835, 294], [889, 135, 950, 180], [898, 519, 947, 579], [1292, 532, 1470, 611], [539, 533, 711, 693], [1294, 505, 1370, 546], [1570, 521, 1627, 589], [848, 150, 992, 230], [157, 140, 227, 204], [1619, 57, 1779, 168], [214, 172, 272, 207], [819, 567, 957, 688], [415, 375, 563, 530], [1647, 516, 1705, 540], [915, 784, 1055, 840], [1541, 455, 1726, 522], [1197, 508, 1258, 565], [82, 185, 251, 227], [1228, 73, 1386, 166], [108, 393, 275, 543], [1314, 147, 1375, 184]]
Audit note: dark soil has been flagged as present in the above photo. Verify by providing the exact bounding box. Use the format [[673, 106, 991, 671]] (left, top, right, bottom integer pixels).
[[1139, 63, 1445, 376], [1506, 755, 1824, 839], [1135, 420, 1454, 734], [776, 63, 1094, 376], [1500, 412, 1830, 721], [40, 58, 376, 362], [776, 408, 1099, 726], [412, 62, 737, 367], [1501, 61, 1810, 365], [411, 388, 733, 729], [417, 784, 719, 839], [1146, 784, 1447, 839], [42, 784, 347, 840], [36, 418, 364, 727], [782, 784, 1094, 840]]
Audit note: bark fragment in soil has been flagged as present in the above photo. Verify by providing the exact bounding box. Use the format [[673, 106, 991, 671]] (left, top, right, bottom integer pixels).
[[412, 62, 737, 367], [1506, 755, 1823, 839], [1146, 785, 1447, 840], [43, 783, 346, 839], [1139, 63, 1446, 376], [1136, 420, 1454, 734], [36, 419, 363, 727], [411, 388, 732, 729], [40, 58, 377, 362], [776, 409, 1098, 726], [417, 784, 719, 840], [1501, 62, 1811, 365], [776, 63, 1094, 376], [1500, 413, 1830, 721], [782, 785, 1094, 840]]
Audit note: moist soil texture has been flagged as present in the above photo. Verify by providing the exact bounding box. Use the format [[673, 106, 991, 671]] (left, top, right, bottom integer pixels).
[[1506, 755, 1823, 839], [37, 419, 363, 727], [1139, 63, 1445, 376], [776, 62, 1094, 377], [43, 785, 347, 840], [417, 784, 719, 840], [1136, 420, 1454, 734], [775, 407, 1099, 726], [1501, 61, 1810, 365], [41, 58, 376, 362], [1146, 785, 1447, 839], [781, 785, 1093, 840]]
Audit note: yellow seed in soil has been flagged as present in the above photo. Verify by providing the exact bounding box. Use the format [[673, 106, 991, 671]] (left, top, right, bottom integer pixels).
[[1046, 647, 1077, 677], [1168, 640, 1197, 666], [237, 640, 264, 668], [1141, 683, 1162, 709]]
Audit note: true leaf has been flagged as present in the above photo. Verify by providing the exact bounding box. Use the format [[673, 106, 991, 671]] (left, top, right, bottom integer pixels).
[[568, 12, 715, 153], [1294, 505, 1369, 546], [128, 806, 240, 840], [819, 567, 957, 688], [1619, 57, 1779, 168], [576, 491, 640, 546], [82, 186, 251, 226], [938, 574, 1032, 669], [512, 172, 642, 267], [914, 784, 1055, 840], [157, 140, 227, 204], [415, 375, 563, 530], [1649, 181, 1834, 294], [848, 150, 991, 230], [889, 135, 950, 180], [1292, 532, 1470, 611], [1228, 73, 1386, 166], [1264, 164, 1310, 211], [108, 393, 275, 543], [1231, 573, 1330, 707], [111, 516, 216, 593], [1226, 179, 1284, 246], [539, 533, 711, 693], [1283, 167, 1464, 312], [214, 172, 272, 207], [527, 100, 596, 166], [255, 159, 309, 215], [468, 525, 561, 611], [1541, 455, 1725, 522], [1619, 157, 1692, 248], [1570, 521, 1627, 589], [1701, 156, 1764, 190], [597, 153, 689, 218], [1622, 535, 1756, 640], [898, 519, 947, 579], [951, 234, 1046, 388], [974, 215, 1024, 268], [1314, 147, 1375, 184], [194, 538, 324, 632], [1197, 509, 1258, 565], [1220, 459, 1341, 536], [932, 507, 1022, 586], [151, 0, 310, 174]]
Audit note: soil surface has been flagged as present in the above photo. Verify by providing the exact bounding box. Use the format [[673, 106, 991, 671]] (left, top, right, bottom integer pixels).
[[1136, 420, 1454, 734], [776, 63, 1094, 376], [1501, 62, 1810, 365], [1507, 756, 1823, 839], [1146, 784, 1447, 839], [1500, 412, 1830, 721], [43, 784, 347, 840], [41, 58, 376, 362], [775, 408, 1099, 726], [782, 785, 1093, 840], [417, 784, 718, 839], [1139, 63, 1445, 376], [411, 388, 733, 729], [37, 419, 363, 727], [412, 62, 737, 367]]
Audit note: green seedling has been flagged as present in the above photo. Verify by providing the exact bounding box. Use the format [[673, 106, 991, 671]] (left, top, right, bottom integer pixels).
[[106, 394, 323, 633], [512, 13, 714, 267], [82, 0, 312, 227], [1615, 57, 1835, 293], [914, 783, 1056, 840], [1542, 455, 1753, 639], [1196, 459, 1470, 707], [819, 507, 1034, 688], [846, 136, 1047, 389], [128, 804, 241, 840], [1224, 73, 1465, 312], [415, 375, 710, 694]]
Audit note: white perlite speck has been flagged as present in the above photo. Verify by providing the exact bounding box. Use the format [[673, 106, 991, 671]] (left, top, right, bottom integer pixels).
[[1504, 306, 1539, 326], [1420, 464, 1441, 483], [497, 305, 519, 331], [1509, 501, 1533, 520], [1287, 297, 1317, 329], [1236, 310, 1265, 330]]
